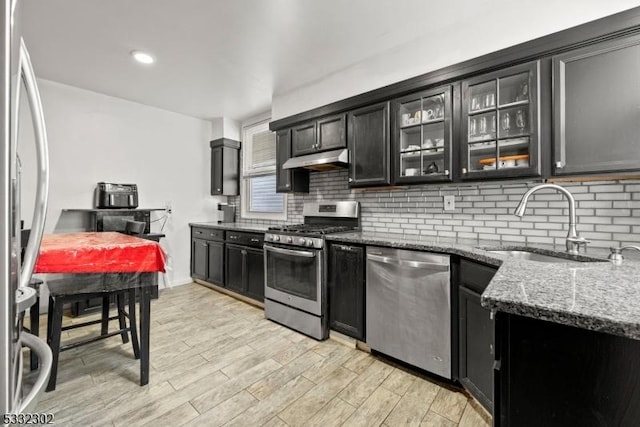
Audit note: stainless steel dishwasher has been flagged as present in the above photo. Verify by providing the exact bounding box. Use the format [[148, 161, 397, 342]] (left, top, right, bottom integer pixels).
[[366, 247, 451, 379]]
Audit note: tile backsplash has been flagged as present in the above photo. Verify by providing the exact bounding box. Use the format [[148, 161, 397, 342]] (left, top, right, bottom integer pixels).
[[231, 170, 640, 249]]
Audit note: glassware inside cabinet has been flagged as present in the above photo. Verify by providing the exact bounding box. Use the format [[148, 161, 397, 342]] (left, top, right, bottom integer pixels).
[[498, 107, 529, 138], [399, 99, 422, 127], [469, 111, 496, 142], [422, 94, 445, 122], [499, 72, 530, 106], [469, 81, 497, 112]]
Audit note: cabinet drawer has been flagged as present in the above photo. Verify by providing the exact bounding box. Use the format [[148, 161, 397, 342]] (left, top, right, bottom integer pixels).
[[226, 231, 264, 248], [191, 227, 224, 241], [460, 259, 497, 294]]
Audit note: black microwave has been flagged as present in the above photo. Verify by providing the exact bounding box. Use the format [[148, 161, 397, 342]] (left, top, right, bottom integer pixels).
[[93, 210, 150, 234]]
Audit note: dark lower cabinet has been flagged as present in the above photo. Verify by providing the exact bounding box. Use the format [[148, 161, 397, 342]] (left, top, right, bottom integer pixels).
[[495, 313, 640, 427], [327, 243, 365, 341], [458, 259, 497, 412], [207, 241, 224, 285], [245, 247, 265, 302], [224, 244, 244, 293], [192, 238, 208, 280], [223, 232, 265, 303]]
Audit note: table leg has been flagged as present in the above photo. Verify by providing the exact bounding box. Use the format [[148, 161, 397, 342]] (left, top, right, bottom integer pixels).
[[139, 285, 151, 386], [29, 297, 39, 370]]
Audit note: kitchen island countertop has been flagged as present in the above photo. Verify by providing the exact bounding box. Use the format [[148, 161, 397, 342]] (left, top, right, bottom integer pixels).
[[326, 232, 640, 341]]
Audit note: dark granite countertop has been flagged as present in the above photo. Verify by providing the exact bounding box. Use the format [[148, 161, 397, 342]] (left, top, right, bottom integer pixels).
[[326, 232, 640, 341], [189, 221, 271, 233]]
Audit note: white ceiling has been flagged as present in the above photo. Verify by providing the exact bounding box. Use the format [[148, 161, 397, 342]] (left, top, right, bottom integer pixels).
[[21, 0, 640, 122]]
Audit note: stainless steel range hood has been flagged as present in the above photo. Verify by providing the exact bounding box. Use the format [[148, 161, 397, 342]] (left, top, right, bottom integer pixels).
[[282, 148, 349, 171]]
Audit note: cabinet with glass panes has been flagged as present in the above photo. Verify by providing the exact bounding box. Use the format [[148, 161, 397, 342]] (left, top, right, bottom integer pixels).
[[392, 85, 453, 184], [460, 61, 540, 180]]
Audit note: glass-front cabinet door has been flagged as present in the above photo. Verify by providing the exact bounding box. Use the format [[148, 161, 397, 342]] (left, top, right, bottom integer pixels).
[[392, 85, 453, 183], [461, 61, 540, 180]]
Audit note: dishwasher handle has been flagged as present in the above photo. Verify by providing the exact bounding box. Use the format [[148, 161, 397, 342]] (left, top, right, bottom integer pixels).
[[367, 253, 449, 271]]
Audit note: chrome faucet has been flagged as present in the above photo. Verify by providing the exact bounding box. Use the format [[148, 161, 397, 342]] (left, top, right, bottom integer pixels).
[[514, 183, 589, 254], [608, 246, 640, 264]]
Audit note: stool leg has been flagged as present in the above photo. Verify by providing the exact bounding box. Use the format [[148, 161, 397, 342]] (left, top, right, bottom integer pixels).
[[117, 293, 129, 344], [128, 289, 140, 359], [100, 295, 110, 336], [46, 297, 63, 392], [46, 295, 54, 344], [29, 297, 40, 371]]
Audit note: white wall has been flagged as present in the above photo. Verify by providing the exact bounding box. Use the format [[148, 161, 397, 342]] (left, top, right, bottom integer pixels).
[[18, 79, 221, 287], [271, 2, 640, 120]]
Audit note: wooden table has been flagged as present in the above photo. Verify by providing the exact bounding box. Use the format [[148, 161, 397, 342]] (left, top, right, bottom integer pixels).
[[34, 232, 166, 387]]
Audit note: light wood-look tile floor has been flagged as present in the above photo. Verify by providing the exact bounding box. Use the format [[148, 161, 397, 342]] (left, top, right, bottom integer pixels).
[[29, 283, 491, 427]]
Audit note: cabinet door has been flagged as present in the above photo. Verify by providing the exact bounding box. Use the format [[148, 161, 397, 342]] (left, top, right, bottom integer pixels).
[[292, 122, 317, 156], [276, 129, 309, 193], [459, 286, 494, 412], [225, 244, 244, 294], [393, 85, 453, 183], [192, 238, 208, 280], [460, 61, 541, 180], [328, 243, 365, 340], [245, 247, 265, 302], [553, 34, 640, 176], [210, 146, 224, 195], [317, 114, 346, 151], [207, 241, 225, 285], [348, 102, 390, 187]]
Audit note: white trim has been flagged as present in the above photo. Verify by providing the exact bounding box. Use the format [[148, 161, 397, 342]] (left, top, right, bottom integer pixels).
[[240, 117, 287, 221]]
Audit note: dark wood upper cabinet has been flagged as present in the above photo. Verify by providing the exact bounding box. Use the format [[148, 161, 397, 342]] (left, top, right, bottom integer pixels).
[[460, 61, 542, 181], [210, 138, 240, 196], [347, 101, 390, 187], [553, 33, 640, 176], [317, 114, 346, 151], [291, 122, 317, 156], [292, 114, 346, 157], [276, 129, 309, 193], [392, 85, 454, 184]]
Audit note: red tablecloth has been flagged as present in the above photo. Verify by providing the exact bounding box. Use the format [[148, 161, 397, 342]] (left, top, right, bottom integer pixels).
[[34, 232, 167, 274]]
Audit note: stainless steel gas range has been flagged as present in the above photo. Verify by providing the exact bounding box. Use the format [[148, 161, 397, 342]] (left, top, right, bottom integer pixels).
[[264, 201, 360, 340]]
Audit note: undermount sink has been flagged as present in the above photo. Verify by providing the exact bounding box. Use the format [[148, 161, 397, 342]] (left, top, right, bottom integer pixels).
[[483, 249, 595, 264]]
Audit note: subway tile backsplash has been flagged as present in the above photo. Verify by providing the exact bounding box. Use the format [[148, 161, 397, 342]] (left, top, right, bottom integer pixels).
[[230, 170, 640, 249]]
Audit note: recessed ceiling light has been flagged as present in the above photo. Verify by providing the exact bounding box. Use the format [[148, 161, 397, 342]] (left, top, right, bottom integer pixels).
[[131, 50, 155, 65]]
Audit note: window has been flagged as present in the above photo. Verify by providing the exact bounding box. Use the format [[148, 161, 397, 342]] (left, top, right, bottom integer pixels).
[[241, 119, 286, 220]]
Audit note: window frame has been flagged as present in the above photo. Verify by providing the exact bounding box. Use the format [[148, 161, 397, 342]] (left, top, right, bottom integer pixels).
[[240, 118, 287, 221]]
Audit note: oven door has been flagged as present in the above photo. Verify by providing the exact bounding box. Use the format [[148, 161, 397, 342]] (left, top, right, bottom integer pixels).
[[264, 243, 323, 316]]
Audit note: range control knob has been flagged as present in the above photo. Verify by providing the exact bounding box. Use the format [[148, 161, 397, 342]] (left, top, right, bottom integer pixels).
[[298, 238, 306, 245], [307, 240, 314, 247], [274, 235, 280, 242], [287, 237, 293, 243], [265, 235, 272, 241]]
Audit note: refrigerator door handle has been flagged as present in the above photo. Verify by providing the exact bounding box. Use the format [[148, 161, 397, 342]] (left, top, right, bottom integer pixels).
[[18, 333, 52, 413], [18, 39, 49, 289]]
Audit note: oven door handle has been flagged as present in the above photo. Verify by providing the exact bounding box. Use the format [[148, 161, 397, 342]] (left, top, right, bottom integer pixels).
[[265, 244, 317, 258]]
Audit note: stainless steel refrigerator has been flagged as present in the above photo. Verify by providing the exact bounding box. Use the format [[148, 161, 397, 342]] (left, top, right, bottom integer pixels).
[[1, 0, 52, 418]]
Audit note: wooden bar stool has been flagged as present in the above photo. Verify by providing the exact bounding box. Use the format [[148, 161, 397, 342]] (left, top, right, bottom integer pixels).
[[45, 275, 140, 392]]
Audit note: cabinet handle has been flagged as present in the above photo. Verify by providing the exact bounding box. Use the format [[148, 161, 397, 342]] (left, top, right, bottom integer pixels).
[[195, 230, 203, 235], [229, 235, 238, 239], [462, 168, 468, 174], [250, 238, 260, 242], [337, 245, 354, 251], [348, 177, 353, 183], [216, 188, 221, 192], [489, 344, 494, 355], [555, 161, 564, 169], [444, 169, 449, 176], [285, 184, 290, 187]]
